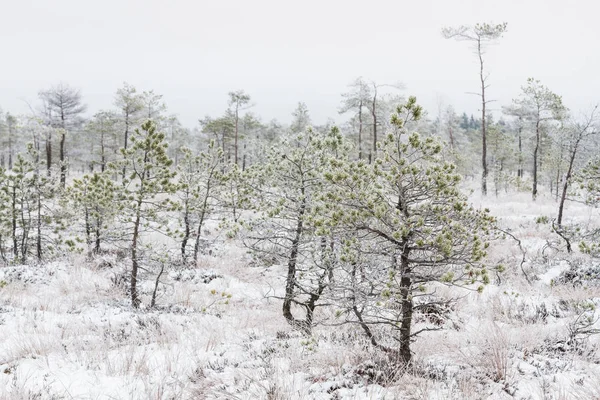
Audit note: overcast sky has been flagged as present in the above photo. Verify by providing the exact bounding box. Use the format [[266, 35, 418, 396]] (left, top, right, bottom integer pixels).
[[1, 0, 599, 127]]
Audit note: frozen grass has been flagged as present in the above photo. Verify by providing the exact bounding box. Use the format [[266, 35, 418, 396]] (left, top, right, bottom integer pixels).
[[1, 191, 600, 399]]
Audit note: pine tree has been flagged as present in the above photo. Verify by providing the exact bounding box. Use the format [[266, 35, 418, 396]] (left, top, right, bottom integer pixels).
[[322, 97, 496, 365], [0, 145, 57, 262], [574, 155, 600, 255], [244, 126, 348, 333], [111, 120, 177, 308], [66, 172, 118, 254], [513, 78, 566, 200], [176, 142, 224, 263], [0, 166, 9, 262]]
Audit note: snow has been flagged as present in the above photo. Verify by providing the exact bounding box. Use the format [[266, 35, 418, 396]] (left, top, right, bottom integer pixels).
[[1, 192, 600, 399]]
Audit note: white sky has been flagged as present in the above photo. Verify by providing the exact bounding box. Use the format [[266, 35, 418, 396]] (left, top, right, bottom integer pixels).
[[1, 0, 599, 127]]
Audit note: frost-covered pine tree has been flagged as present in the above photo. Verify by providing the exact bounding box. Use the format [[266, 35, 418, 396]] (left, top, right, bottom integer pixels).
[[111, 120, 177, 308], [244, 126, 349, 333], [576, 156, 600, 255], [321, 97, 497, 365], [512, 78, 566, 200], [0, 144, 57, 262], [66, 172, 118, 254], [0, 166, 9, 262], [176, 141, 224, 263]]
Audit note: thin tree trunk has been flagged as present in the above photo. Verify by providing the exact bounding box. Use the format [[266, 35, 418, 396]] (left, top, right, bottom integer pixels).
[[517, 123, 523, 178], [193, 208, 207, 263], [85, 207, 91, 251], [398, 246, 413, 366], [94, 220, 101, 254], [8, 123, 13, 170], [358, 100, 363, 160], [533, 119, 540, 200], [181, 197, 191, 261], [479, 39, 488, 196], [36, 194, 42, 260], [371, 94, 377, 162], [150, 263, 165, 308], [122, 113, 129, 181], [283, 188, 306, 330], [12, 186, 17, 257], [46, 134, 52, 176], [59, 130, 66, 188], [131, 203, 142, 308], [558, 141, 580, 226], [100, 129, 106, 173], [234, 108, 239, 166], [0, 234, 6, 263]]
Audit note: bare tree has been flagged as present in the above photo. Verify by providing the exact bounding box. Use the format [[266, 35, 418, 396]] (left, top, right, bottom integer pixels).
[[442, 22, 508, 196], [557, 106, 598, 226], [364, 81, 404, 163], [228, 90, 252, 166], [39, 83, 87, 188], [339, 77, 371, 160]]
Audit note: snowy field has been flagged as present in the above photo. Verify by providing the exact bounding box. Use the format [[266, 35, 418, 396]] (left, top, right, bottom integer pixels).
[[1, 188, 600, 400]]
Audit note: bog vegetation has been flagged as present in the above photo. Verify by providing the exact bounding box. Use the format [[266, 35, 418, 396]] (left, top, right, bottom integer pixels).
[[1, 23, 600, 396]]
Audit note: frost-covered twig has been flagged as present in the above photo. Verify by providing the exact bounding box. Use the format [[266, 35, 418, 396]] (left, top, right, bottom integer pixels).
[[496, 227, 530, 285]]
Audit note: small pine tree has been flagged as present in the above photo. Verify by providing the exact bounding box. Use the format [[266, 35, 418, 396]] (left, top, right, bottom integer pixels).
[[66, 172, 118, 254], [0, 144, 57, 262], [322, 97, 497, 365], [176, 141, 224, 263], [244, 126, 349, 333], [0, 166, 9, 262], [575, 157, 600, 255], [111, 120, 177, 308]]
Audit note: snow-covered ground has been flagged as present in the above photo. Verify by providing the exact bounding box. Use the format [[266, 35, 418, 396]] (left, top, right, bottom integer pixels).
[[1, 189, 600, 399]]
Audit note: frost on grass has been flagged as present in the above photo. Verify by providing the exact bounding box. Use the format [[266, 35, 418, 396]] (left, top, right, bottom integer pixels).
[[1, 191, 600, 399]]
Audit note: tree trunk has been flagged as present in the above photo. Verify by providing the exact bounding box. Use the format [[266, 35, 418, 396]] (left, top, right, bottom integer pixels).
[[371, 95, 377, 162], [358, 100, 363, 160], [131, 203, 142, 308], [94, 223, 101, 254], [11, 186, 17, 257], [100, 129, 106, 173], [85, 207, 91, 250], [558, 141, 580, 226], [234, 108, 239, 166], [398, 263, 413, 364], [36, 195, 42, 261], [59, 130, 67, 188], [46, 133, 52, 177], [122, 113, 130, 181], [8, 123, 13, 170], [283, 190, 306, 329], [479, 39, 488, 196], [150, 263, 165, 308], [533, 120, 540, 200], [193, 193, 210, 262], [517, 121, 523, 178], [181, 197, 191, 261]]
